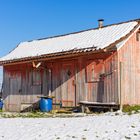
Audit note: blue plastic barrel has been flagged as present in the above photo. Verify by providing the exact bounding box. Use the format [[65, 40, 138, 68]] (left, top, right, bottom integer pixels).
[[0, 100, 3, 110], [39, 97, 52, 112]]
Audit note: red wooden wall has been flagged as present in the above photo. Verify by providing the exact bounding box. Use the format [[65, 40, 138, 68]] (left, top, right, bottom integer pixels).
[[3, 51, 119, 111], [118, 30, 140, 105]]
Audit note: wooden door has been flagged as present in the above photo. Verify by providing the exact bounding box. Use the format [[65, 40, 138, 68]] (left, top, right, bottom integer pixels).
[[9, 74, 21, 112], [61, 61, 76, 107]]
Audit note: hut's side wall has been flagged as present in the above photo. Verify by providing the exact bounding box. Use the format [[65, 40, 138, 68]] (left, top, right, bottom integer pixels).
[[3, 52, 119, 112], [118, 31, 140, 105], [3, 64, 44, 111]]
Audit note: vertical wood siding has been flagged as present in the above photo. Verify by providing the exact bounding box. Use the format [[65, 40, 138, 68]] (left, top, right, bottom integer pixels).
[[118, 31, 140, 105], [3, 52, 119, 111]]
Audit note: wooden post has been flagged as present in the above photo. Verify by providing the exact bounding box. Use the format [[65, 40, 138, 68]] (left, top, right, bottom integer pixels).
[[110, 107, 113, 112], [81, 105, 85, 113], [48, 69, 52, 96], [119, 62, 123, 111]]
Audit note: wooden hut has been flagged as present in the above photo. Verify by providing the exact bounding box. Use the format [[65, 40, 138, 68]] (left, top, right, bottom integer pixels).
[[0, 19, 140, 112]]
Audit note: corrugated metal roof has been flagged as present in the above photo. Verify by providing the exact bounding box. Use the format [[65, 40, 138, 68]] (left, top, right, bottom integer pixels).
[[0, 20, 139, 63]]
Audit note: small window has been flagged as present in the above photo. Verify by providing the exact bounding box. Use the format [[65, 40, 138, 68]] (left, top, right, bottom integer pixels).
[[86, 60, 104, 82], [32, 70, 41, 85], [136, 31, 140, 41]]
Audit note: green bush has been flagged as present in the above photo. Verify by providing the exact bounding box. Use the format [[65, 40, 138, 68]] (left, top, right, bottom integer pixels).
[[122, 105, 140, 113]]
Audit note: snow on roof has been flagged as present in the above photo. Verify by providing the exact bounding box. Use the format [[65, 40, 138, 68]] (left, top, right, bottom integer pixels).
[[0, 20, 139, 62]]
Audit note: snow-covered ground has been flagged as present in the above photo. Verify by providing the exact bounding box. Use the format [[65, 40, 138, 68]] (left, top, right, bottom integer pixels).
[[0, 113, 140, 140]]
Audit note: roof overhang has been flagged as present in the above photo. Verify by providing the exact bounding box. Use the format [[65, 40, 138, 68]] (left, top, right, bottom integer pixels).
[[0, 47, 117, 66]]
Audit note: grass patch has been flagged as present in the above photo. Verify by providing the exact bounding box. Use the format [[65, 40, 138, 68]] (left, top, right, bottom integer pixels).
[[0, 110, 83, 118], [0, 112, 53, 118], [122, 105, 140, 114]]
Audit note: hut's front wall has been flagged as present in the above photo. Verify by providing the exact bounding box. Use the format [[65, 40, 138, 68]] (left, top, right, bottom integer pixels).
[[118, 31, 140, 105], [3, 52, 118, 112]]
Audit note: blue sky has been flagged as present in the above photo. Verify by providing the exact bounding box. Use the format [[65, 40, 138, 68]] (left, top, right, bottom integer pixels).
[[0, 0, 139, 85], [0, 0, 139, 57]]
